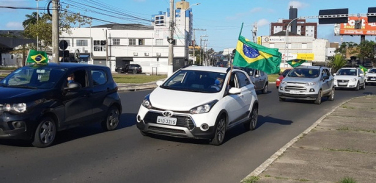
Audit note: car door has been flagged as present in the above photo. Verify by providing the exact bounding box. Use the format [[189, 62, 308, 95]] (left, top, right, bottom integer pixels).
[[358, 69, 365, 84], [224, 71, 248, 124], [325, 69, 334, 90], [63, 69, 94, 126], [90, 68, 110, 121], [320, 69, 330, 94]]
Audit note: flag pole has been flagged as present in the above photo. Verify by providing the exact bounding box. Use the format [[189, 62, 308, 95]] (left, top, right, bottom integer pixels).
[[227, 23, 244, 88]]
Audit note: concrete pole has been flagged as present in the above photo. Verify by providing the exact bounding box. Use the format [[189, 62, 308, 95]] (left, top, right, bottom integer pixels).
[[36, 0, 39, 51], [167, 0, 174, 77], [52, 0, 59, 63]]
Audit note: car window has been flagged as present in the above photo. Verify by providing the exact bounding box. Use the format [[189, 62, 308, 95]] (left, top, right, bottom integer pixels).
[[91, 70, 107, 86], [358, 69, 363, 75], [236, 72, 250, 87], [337, 69, 357, 76], [368, 69, 376, 73], [67, 69, 88, 88], [282, 69, 291, 77], [288, 68, 319, 78]]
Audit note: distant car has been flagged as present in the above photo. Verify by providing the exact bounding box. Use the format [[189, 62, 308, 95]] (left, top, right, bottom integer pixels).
[[234, 67, 268, 94], [278, 66, 334, 104], [0, 63, 122, 147], [365, 68, 376, 85], [136, 66, 259, 145], [116, 64, 142, 74], [276, 69, 292, 88], [334, 67, 366, 90]]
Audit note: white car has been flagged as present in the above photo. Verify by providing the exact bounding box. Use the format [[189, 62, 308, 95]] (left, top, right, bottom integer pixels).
[[365, 68, 376, 85], [136, 66, 259, 145], [334, 67, 366, 90]]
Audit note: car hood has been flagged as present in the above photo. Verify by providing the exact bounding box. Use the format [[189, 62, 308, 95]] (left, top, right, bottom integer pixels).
[[282, 77, 319, 83], [149, 87, 219, 111], [366, 73, 376, 77], [0, 87, 50, 103], [334, 75, 357, 80]]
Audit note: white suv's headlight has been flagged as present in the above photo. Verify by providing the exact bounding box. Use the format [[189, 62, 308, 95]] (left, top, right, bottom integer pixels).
[[190, 100, 218, 114], [3, 103, 27, 113], [352, 78, 357, 82], [141, 94, 152, 109], [306, 82, 316, 86]]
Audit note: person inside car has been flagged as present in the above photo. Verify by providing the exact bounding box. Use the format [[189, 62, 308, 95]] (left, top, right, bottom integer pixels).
[[67, 73, 75, 84], [211, 77, 224, 91]]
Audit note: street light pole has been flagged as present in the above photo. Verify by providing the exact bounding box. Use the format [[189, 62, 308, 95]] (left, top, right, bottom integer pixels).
[[167, 0, 175, 77], [36, 0, 40, 51], [285, 17, 300, 64], [184, 3, 200, 63]]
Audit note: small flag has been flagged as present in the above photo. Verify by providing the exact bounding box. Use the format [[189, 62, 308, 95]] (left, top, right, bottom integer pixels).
[[233, 35, 282, 74], [359, 65, 368, 73], [27, 49, 49, 64], [287, 59, 306, 68]]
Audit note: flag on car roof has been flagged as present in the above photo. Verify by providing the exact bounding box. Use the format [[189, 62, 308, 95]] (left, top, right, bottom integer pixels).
[[359, 65, 368, 73], [287, 59, 306, 68], [233, 34, 282, 74], [26, 49, 49, 64]]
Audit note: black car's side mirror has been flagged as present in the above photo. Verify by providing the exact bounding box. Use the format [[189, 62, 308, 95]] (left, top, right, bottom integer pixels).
[[64, 82, 82, 91]]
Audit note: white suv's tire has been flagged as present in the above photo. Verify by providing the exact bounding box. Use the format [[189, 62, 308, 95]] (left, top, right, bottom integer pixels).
[[244, 107, 258, 131], [262, 84, 268, 94], [355, 82, 360, 91], [361, 82, 366, 90], [328, 88, 335, 101], [314, 90, 322, 105], [210, 115, 226, 146]]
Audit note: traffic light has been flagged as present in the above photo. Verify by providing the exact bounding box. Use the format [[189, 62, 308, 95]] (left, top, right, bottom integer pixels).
[[354, 20, 362, 29]]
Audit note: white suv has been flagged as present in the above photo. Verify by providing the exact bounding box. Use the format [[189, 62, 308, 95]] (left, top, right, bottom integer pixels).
[[334, 67, 366, 90], [365, 68, 376, 85], [136, 66, 259, 145]]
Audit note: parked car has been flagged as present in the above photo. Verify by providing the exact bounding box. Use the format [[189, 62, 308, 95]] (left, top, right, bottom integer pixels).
[[334, 67, 366, 90], [116, 64, 142, 74], [278, 66, 334, 104], [0, 63, 122, 147], [276, 69, 292, 89], [365, 68, 376, 85], [136, 66, 259, 145], [234, 67, 268, 94]]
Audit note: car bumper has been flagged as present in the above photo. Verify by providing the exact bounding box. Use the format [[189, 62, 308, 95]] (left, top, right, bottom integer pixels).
[[136, 106, 216, 139], [0, 112, 36, 140], [278, 92, 318, 100]]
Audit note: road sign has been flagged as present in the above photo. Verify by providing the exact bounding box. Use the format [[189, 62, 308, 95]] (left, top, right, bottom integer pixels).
[[319, 8, 348, 24], [59, 40, 68, 50], [368, 7, 376, 23]]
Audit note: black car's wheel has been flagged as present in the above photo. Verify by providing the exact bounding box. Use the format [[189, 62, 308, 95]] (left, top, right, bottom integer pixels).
[[355, 82, 360, 91], [314, 90, 322, 104], [32, 116, 56, 148], [262, 84, 268, 94], [132, 69, 137, 74], [101, 106, 120, 131], [210, 115, 226, 146], [328, 88, 335, 101], [244, 107, 258, 131]]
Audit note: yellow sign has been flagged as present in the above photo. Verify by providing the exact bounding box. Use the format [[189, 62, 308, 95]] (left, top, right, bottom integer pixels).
[[257, 36, 262, 45], [297, 53, 314, 60]]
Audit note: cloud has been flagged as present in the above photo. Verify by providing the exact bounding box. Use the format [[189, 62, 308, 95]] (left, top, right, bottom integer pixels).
[[6, 22, 23, 29], [288, 1, 309, 9], [257, 19, 269, 27]]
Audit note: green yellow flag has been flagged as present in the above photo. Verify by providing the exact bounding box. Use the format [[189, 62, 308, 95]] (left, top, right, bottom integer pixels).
[[287, 59, 306, 68], [359, 65, 368, 73], [27, 49, 49, 64], [233, 35, 282, 74]]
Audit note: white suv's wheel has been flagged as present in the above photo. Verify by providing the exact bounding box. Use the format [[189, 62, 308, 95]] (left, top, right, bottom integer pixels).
[[210, 115, 226, 146], [361, 82, 366, 90], [314, 90, 322, 105], [328, 88, 335, 101], [244, 107, 258, 131], [262, 84, 268, 94]]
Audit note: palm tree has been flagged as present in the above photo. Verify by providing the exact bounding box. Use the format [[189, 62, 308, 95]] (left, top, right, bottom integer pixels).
[[22, 12, 39, 28], [329, 54, 347, 73]]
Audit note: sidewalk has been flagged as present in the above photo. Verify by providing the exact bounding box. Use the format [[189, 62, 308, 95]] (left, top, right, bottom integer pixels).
[[242, 95, 376, 183], [116, 81, 159, 91]]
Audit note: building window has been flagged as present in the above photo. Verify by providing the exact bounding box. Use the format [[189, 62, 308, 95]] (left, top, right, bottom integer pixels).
[[269, 43, 275, 48], [113, 39, 120, 45], [156, 39, 163, 45], [129, 39, 136, 45], [302, 43, 307, 49], [76, 40, 88, 46], [94, 40, 106, 52], [138, 39, 145, 45]]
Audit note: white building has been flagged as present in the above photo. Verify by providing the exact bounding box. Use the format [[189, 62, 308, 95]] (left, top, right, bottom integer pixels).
[[60, 0, 196, 74], [259, 35, 330, 67]]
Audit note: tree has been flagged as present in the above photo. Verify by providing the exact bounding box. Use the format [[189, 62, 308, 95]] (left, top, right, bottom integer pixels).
[[335, 42, 357, 56], [356, 40, 376, 64], [329, 54, 347, 73], [23, 12, 39, 28]]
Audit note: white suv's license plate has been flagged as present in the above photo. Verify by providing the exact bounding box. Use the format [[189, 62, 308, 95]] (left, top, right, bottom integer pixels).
[[157, 116, 177, 125], [371, 78, 375, 81], [290, 90, 300, 94], [338, 82, 347, 85]]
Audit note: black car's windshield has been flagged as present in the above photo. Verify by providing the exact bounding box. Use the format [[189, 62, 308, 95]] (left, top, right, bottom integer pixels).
[[1, 66, 66, 89], [337, 69, 357, 76], [288, 68, 319, 78], [161, 70, 227, 93], [368, 69, 376, 73]]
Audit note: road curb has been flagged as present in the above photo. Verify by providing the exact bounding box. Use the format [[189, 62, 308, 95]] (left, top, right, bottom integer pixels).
[[240, 96, 363, 182]]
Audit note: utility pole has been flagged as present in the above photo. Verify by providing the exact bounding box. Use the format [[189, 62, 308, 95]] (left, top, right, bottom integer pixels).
[[36, 0, 40, 51], [199, 35, 207, 65], [167, 0, 174, 77], [192, 28, 205, 64], [52, 0, 59, 63], [252, 22, 258, 43]]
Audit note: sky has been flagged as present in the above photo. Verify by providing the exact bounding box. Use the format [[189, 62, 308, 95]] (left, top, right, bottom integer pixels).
[[0, 0, 375, 51]]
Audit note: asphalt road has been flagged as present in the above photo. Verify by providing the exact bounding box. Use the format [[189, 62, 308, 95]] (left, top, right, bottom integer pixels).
[[1, 84, 375, 183]]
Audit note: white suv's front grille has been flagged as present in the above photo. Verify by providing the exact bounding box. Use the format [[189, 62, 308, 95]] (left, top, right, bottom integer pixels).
[[337, 80, 349, 86], [285, 86, 306, 91]]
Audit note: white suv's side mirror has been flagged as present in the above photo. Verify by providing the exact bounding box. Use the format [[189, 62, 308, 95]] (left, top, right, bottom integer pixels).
[[333, 73, 337, 76], [359, 73, 364, 77], [228, 87, 241, 95]]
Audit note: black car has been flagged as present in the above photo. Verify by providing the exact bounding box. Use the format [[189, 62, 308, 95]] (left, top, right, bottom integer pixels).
[[0, 63, 122, 147], [116, 64, 142, 74]]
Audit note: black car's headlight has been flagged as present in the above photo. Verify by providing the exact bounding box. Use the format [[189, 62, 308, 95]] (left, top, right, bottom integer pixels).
[[190, 100, 218, 114], [141, 94, 152, 109], [3, 103, 27, 113]]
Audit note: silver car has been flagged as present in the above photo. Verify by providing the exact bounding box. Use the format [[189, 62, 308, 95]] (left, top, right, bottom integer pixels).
[[278, 66, 335, 104], [234, 67, 269, 94]]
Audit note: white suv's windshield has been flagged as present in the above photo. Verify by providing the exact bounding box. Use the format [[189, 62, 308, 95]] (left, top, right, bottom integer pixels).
[[337, 69, 357, 76], [1, 66, 65, 89], [161, 70, 227, 93], [288, 68, 320, 78], [368, 69, 376, 73]]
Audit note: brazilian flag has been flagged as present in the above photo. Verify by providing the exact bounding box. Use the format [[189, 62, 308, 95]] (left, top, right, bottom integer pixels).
[[233, 35, 282, 74], [27, 49, 49, 64], [287, 59, 306, 68], [359, 65, 368, 73]]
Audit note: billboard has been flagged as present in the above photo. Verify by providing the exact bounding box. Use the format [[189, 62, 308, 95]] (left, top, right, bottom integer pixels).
[[339, 16, 376, 35]]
